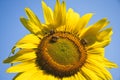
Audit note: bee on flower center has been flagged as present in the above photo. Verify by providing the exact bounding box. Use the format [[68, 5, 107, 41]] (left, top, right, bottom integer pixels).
[[50, 36, 59, 42], [80, 39, 87, 46], [49, 29, 55, 35]]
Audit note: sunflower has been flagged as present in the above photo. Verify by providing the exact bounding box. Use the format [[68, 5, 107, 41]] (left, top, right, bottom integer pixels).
[[4, 0, 117, 80]]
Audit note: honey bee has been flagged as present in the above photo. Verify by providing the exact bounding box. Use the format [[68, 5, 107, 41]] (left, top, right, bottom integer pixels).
[[80, 39, 88, 46], [49, 29, 55, 35], [50, 36, 59, 42]]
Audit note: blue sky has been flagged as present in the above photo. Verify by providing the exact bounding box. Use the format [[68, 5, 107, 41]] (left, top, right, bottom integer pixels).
[[0, 0, 120, 80]]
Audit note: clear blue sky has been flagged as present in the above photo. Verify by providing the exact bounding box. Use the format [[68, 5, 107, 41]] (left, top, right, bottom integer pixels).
[[0, 0, 120, 80]]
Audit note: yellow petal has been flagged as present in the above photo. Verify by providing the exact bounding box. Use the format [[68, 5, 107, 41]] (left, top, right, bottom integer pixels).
[[42, 1, 53, 24], [11, 43, 38, 54], [56, 25, 66, 32], [61, 1, 66, 24], [13, 73, 22, 80], [87, 48, 104, 56], [28, 71, 41, 80], [84, 63, 106, 79], [80, 18, 109, 45], [7, 60, 36, 73], [25, 8, 42, 27], [62, 77, 69, 80], [11, 34, 40, 53], [74, 74, 79, 80], [87, 54, 104, 63], [20, 17, 43, 38], [62, 76, 74, 80], [86, 58, 113, 80], [13, 67, 39, 80], [16, 43, 38, 49], [88, 40, 110, 49], [15, 34, 40, 45], [97, 27, 113, 41], [74, 13, 93, 36], [28, 70, 57, 80], [104, 58, 118, 68], [87, 54, 117, 68], [56, 8, 78, 32], [3, 49, 36, 63], [65, 8, 80, 32], [41, 74, 57, 80], [54, 0, 66, 27], [81, 18, 109, 37], [75, 73, 87, 80], [77, 72, 86, 80], [81, 66, 100, 80]]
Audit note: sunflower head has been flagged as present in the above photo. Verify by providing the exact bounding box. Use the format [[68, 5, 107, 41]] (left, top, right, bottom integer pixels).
[[36, 31, 87, 77], [3, 0, 117, 80]]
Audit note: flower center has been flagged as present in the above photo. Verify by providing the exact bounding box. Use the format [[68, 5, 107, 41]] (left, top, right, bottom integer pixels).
[[36, 32, 87, 78]]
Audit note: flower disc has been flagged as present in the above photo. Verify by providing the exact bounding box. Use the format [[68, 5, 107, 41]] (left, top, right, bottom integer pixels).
[[36, 32, 87, 77]]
